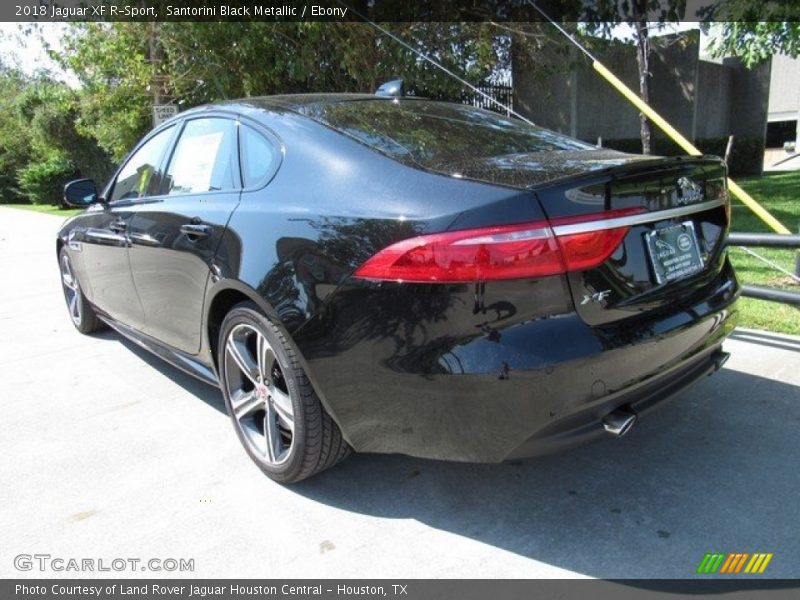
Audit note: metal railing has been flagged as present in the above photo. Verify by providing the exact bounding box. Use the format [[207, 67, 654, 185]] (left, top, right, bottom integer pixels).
[[726, 233, 800, 307], [407, 83, 514, 115]]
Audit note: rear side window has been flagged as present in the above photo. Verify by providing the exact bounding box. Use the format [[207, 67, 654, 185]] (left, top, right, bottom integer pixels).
[[165, 118, 238, 195], [110, 126, 175, 202], [240, 125, 280, 187]]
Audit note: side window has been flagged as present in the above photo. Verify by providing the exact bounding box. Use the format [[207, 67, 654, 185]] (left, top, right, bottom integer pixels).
[[110, 126, 175, 202], [164, 118, 238, 195], [240, 124, 280, 187]]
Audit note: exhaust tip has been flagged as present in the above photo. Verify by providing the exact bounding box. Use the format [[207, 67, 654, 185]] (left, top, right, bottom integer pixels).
[[603, 407, 638, 438]]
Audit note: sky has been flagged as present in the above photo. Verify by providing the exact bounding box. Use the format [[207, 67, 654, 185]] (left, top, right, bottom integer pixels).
[[0, 22, 79, 85]]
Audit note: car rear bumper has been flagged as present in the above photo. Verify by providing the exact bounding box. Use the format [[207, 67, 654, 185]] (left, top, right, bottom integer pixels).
[[298, 264, 739, 463], [505, 343, 730, 459]]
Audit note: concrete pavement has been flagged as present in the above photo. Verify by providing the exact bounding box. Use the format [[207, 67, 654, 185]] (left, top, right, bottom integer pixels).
[[1, 206, 798, 579]]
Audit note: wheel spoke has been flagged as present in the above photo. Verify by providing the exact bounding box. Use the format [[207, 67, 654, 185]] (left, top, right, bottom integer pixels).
[[226, 337, 260, 385], [263, 405, 280, 462], [270, 387, 294, 431], [68, 293, 78, 318], [61, 257, 76, 290], [256, 333, 275, 384], [231, 390, 263, 421]]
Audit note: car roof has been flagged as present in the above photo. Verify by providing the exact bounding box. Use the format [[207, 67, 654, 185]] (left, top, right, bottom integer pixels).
[[177, 93, 426, 120], [175, 94, 438, 119], [241, 93, 387, 109]]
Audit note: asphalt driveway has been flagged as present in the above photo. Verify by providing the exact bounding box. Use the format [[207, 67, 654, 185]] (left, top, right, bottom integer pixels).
[[1, 206, 798, 579]]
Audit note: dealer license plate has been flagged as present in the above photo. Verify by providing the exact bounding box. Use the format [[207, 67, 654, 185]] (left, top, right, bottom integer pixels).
[[645, 221, 704, 285]]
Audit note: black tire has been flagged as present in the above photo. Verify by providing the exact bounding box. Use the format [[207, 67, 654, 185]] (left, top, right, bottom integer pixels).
[[218, 302, 350, 483], [58, 247, 105, 334]]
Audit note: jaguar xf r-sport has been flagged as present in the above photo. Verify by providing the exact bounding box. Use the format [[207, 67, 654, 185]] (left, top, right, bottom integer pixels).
[[57, 94, 739, 482]]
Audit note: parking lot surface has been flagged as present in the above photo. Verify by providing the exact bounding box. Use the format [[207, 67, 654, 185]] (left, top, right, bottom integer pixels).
[[1, 206, 799, 579]]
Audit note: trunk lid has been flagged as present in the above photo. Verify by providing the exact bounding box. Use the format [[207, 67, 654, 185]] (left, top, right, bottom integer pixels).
[[532, 155, 731, 325]]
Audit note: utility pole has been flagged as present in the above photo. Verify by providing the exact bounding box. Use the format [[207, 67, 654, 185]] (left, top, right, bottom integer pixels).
[[148, 22, 176, 126], [149, 22, 165, 106]]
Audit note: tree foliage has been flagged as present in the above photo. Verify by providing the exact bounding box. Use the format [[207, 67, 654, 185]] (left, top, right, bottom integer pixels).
[[700, 1, 800, 67], [0, 67, 33, 201], [2, 22, 516, 204], [706, 22, 800, 68], [54, 22, 508, 162], [0, 66, 112, 204], [58, 23, 154, 161]]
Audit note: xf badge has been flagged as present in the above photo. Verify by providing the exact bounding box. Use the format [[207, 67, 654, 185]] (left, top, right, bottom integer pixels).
[[581, 290, 612, 305]]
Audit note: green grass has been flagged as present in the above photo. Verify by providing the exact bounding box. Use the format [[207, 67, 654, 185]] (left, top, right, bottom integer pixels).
[[2, 203, 83, 217], [729, 171, 800, 335]]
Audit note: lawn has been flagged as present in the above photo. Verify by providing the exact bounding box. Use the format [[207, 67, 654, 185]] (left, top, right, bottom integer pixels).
[[729, 171, 799, 335], [3, 203, 83, 217]]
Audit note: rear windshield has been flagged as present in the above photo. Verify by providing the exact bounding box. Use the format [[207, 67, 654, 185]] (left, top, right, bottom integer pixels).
[[298, 99, 592, 172]]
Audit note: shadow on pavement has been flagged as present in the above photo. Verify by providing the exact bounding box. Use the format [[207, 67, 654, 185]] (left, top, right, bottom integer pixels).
[[96, 331, 226, 414], [293, 368, 800, 581], [94, 328, 800, 581]]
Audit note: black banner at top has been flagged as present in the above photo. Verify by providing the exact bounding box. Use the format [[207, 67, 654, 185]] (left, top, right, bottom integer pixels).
[[3, 0, 800, 23]]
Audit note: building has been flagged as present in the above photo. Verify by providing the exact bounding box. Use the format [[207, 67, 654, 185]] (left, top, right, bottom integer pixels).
[[765, 54, 800, 170], [513, 30, 771, 175]]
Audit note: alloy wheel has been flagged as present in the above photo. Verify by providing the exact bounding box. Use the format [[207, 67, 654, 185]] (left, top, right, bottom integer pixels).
[[223, 323, 295, 465]]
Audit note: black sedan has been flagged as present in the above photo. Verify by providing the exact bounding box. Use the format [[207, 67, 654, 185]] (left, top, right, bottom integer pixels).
[[57, 94, 738, 482]]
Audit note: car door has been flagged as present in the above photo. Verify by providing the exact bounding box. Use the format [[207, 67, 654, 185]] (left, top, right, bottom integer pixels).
[[77, 125, 177, 331], [127, 116, 242, 355]]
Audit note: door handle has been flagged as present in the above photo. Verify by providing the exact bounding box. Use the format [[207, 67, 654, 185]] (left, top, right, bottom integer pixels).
[[180, 223, 213, 239], [109, 219, 128, 232]]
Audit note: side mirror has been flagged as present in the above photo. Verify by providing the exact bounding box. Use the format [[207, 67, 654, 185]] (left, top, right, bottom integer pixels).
[[63, 178, 99, 208]]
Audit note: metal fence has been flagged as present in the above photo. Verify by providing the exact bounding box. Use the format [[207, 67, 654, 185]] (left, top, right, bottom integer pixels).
[[409, 83, 514, 115], [726, 233, 800, 307]]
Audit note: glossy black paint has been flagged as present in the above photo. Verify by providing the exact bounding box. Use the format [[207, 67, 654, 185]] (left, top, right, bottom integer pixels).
[[58, 95, 739, 462]]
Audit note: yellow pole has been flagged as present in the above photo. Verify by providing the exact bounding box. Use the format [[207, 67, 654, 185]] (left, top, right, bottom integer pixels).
[[592, 61, 791, 235]]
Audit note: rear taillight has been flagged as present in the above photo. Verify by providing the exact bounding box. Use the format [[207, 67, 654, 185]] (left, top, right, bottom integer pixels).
[[354, 208, 643, 283]]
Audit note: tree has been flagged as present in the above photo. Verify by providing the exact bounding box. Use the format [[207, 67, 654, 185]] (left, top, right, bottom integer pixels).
[[56, 23, 155, 161], [52, 21, 508, 163], [0, 67, 33, 202], [582, 0, 687, 154], [16, 76, 113, 183], [705, 22, 800, 68], [698, 0, 800, 66]]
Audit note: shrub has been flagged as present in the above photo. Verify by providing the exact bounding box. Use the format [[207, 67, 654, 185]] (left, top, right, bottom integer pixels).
[[17, 156, 78, 206]]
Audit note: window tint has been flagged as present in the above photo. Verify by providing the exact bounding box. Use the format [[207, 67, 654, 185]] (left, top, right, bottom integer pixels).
[[165, 118, 237, 195], [299, 100, 592, 171], [110, 126, 175, 202], [240, 125, 279, 187]]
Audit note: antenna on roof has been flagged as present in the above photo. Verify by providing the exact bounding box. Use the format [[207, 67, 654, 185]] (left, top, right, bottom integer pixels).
[[375, 79, 405, 97]]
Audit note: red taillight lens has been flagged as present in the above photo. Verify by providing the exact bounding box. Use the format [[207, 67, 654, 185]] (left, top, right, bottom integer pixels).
[[354, 221, 563, 283], [555, 226, 632, 271], [354, 208, 643, 283]]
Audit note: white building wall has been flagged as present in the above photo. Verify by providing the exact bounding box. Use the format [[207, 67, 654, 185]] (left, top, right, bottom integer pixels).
[[768, 54, 800, 123]]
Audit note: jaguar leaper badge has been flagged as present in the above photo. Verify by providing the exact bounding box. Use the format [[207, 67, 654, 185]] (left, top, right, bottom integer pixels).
[[676, 176, 704, 205]]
